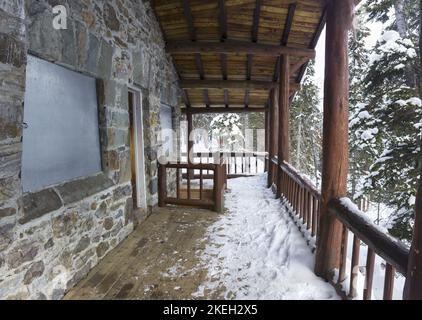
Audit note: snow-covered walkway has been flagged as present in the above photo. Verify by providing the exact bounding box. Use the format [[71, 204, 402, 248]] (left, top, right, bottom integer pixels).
[[195, 175, 340, 300]]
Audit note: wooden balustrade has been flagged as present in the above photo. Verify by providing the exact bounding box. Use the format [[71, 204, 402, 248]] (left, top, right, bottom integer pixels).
[[158, 162, 226, 213], [267, 157, 411, 300], [328, 198, 410, 300], [182, 152, 267, 178], [271, 158, 321, 242]]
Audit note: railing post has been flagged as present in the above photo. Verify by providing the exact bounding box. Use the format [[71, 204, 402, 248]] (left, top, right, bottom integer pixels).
[[404, 151, 422, 299], [214, 164, 224, 213], [315, 0, 354, 280], [158, 163, 167, 207], [276, 54, 290, 199]]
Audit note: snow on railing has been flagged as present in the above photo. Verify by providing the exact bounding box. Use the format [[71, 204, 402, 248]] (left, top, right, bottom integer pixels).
[[268, 158, 411, 300], [328, 198, 410, 300]]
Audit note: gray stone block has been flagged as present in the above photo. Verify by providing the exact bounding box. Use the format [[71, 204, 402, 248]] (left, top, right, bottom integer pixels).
[[56, 174, 114, 205], [20, 189, 63, 225]]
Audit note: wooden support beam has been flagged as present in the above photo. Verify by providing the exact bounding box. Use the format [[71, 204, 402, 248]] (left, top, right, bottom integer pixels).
[[180, 79, 300, 92], [183, 107, 267, 114], [404, 148, 422, 298], [291, 57, 312, 75], [218, 0, 227, 40], [180, 79, 276, 90], [167, 40, 316, 58], [181, 0, 209, 111], [276, 55, 290, 198], [404, 0, 422, 299], [267, 89, 277, 187], [273, 4, 296, 83], [187, 112, 194, 165], [265, 109, 269, 172], [315, 0, 354, 280], [244, 90, 250, 108], [296, 8, 327, 83]]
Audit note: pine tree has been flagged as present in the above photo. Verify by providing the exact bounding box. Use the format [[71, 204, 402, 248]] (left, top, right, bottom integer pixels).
[[290, 61, 323, 186], [353, 0, 422, 240]]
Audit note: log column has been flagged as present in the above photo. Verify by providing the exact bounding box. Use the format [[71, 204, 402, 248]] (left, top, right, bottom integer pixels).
[[276, 54, 290, 198], [187, 112, 194, 164], [267, 89, 277, 188], [264, 109, 269, 173], [404, 164, 422, 299], [315, 0, 354, 279], [404, 0, 422, 300]]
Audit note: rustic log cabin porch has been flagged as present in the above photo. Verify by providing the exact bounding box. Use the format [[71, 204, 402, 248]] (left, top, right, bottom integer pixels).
[[68, 0, 422, 300], [1, 0, 422, 300]]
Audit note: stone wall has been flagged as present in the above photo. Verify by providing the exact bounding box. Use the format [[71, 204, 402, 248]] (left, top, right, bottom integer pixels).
[[0, 0, 181, 299]]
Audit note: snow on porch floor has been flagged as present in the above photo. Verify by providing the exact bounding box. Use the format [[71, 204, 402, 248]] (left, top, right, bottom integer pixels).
[[66, 175, 339, 300], [195, 175, 339, 300]]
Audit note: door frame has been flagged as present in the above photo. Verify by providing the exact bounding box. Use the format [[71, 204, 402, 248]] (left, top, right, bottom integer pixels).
[[128, 85, 148, 212]]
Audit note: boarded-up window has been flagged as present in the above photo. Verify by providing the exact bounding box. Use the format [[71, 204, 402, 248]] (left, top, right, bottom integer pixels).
[[22, 55, 102, 193]]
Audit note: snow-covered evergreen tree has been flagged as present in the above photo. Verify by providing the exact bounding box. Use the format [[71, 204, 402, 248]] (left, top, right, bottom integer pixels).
[[210, 114, 244, 152], [290, 61, 323, 186], [352, 0, 422, 239]]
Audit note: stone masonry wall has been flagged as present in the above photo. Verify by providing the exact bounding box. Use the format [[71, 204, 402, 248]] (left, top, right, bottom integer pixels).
[[0, 0, 180, 299]]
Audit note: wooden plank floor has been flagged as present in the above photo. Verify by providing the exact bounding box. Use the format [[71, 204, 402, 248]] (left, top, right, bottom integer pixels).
[[64, 206, 221, 300]]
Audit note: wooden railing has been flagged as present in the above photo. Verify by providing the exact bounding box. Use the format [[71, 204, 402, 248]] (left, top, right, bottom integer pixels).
[[329, 198, 410, 300], [269, 157, 411, 300], [158, 162, 226, 213], [272, 158, 321, 246], [182, 152, 267, 178]]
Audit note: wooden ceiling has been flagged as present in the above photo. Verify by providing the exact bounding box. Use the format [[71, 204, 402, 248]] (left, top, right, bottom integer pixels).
[[151, 0, 327, 111]]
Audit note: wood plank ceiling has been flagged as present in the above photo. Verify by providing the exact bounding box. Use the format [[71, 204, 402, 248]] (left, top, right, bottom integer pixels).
[[151, 0, 327, 111]]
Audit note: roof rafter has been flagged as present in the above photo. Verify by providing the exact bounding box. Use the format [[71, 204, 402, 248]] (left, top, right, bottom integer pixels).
[[246, 0, 263, 108], [183, 107, 268, 114], [181, 0, 209, 109], [167, 40, 315, 58], [218, 0, 229, 109], [180, 80, 300, 91]]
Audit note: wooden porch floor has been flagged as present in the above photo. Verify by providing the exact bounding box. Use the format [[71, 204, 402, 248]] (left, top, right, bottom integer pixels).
[[65, 206, 221, 300]]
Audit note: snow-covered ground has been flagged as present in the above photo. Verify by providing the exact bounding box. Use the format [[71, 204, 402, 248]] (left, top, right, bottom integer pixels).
[[194, 175, 339, 300]]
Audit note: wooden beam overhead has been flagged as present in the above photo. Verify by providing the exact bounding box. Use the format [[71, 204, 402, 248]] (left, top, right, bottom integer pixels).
[[183, 107, 268, 114], [296, 8, 327, 83], [180, 80, 300, 91], [182, 0, 196, 41], [245, 0, 262, 110], [218, 0, 227, 41], [291, 57, 312, 75], [181, 0, 210, 111], [167, 41, 316, 58], [273, 3, 297, 82]]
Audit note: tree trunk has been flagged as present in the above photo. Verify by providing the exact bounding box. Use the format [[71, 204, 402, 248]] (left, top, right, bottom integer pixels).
[[394, 0, 416, 87]]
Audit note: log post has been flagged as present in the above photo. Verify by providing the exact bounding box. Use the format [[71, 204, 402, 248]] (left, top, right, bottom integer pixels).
[[404, 159, 422, 299], [187, 112, 194, 164], [315, 0, 354, 280], [403, 0, 422, 299], [158, 163, 166, 207], [276, 54, 290, 198], [265, 109, 269, 173], [267, 88, 278, 188], [187, 112, 195, 179]]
